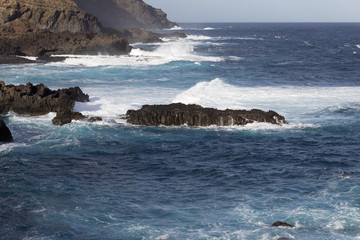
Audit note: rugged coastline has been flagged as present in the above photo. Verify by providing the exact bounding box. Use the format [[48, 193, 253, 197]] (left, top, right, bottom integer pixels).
[[0, 0, 184, 63]]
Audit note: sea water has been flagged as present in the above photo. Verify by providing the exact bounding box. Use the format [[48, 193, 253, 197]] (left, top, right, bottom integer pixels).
[[1, 23, 360, 240]]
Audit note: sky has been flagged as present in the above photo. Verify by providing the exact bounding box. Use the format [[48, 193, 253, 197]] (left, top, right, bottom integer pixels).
[[145, 0, 360, 23]]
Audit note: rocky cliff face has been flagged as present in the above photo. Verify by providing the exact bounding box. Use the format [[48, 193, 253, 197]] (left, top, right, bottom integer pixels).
[[0, 0, 132, 56], [0, 0, 103, 33], [74, 0, 176, 29]]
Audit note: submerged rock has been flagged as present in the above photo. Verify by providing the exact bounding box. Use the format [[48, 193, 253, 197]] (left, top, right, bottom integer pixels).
[[271, 221, 294, 228], [0, 81, 89, 125], [126, 103, 287, 127], [0, 118, 13, 142]]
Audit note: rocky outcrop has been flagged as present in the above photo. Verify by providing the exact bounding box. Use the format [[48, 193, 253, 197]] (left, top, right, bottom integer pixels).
[[126, 103, 287, 127], [0, 118, 13, 142], [271, 221, 294, 228], [0, 24, 131, 56], [0, 0, 103, 33], [0, 81, 89, 125], [0, 0, 131, 57], [52, 110, 85, 126], [74, 0, 176, 29]]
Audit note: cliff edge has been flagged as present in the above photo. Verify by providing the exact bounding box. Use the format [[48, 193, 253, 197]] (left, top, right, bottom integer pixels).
[[74, 0, 176, 29]]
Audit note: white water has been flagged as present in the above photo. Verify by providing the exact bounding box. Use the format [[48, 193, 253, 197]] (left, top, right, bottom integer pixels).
[[51, 37, 223, 67], [172, 78, 360, 121], [72, 77, 360, 130]]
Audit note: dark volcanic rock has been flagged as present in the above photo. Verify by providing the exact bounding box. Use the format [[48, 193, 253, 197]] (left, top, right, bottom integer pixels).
[[74, 0, 177, 29], [0, 118, 13, 142], [0, 81, 89, 125], [126, 103, 287, 127], [52, 111, 86, 126], [0, 24, 131, 56], [271, 221, 294, 228]]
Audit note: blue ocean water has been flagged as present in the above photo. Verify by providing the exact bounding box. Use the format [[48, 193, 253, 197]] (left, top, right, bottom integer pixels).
[[1, 23, 360, 240]]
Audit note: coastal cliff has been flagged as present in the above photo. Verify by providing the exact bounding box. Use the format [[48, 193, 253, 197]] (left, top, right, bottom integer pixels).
[[0, 0, 103, 33], [0, 0, 181, 59], [74, 0, 176, 29], [0, 0, 131, 57]]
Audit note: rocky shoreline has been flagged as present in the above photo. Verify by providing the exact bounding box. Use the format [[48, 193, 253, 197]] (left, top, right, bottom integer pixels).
[[0, 81, 99, 126], [0, 0, 185, 63], [0, 82, 288, 142]]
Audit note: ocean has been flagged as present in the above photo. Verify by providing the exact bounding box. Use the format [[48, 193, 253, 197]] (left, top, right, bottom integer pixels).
[[1, 23, 360, 240]]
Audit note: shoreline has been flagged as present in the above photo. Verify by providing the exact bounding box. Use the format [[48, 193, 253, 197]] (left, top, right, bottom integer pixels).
[[0, 55, 68, 65]]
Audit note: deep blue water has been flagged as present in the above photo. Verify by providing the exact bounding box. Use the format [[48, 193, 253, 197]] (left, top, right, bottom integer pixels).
[[1, 23, 360, 240]]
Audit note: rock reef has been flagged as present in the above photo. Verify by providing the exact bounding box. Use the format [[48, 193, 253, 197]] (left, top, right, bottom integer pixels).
[[0, 81, 89, 125], [126, 103, 287, 127], [0, 118, 13, 142]]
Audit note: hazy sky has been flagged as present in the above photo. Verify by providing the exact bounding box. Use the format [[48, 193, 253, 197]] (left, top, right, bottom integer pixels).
[[145, 0, 360, 23]]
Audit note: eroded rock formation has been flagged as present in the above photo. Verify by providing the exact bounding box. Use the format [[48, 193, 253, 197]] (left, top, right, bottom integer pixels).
[[0, 81, 90, 125], [126, 103, 287, 127]]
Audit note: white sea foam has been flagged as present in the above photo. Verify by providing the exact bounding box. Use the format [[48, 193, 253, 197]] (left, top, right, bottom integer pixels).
[[203, 27, 216, 30], [167, 26, 183, 31], [52, 39, 223, 67], [0, 142, 27, 154], [74, 86, 182, 124], [74, 78, 360, 128], [172, 78, 360, 122], [228, 56, 244, 61], [186, 35, 214, 41], [16, 56, 38, 61]]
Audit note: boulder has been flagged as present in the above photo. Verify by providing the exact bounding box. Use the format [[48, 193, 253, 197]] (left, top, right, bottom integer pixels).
[[126, 103, 287, 127], [0, 118, 13, 142], [52, 111, 86, 126], [0, 81, 89, 125]]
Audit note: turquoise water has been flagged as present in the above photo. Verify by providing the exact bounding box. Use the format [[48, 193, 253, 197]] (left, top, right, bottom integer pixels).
[[1, 23, 360, 240]]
